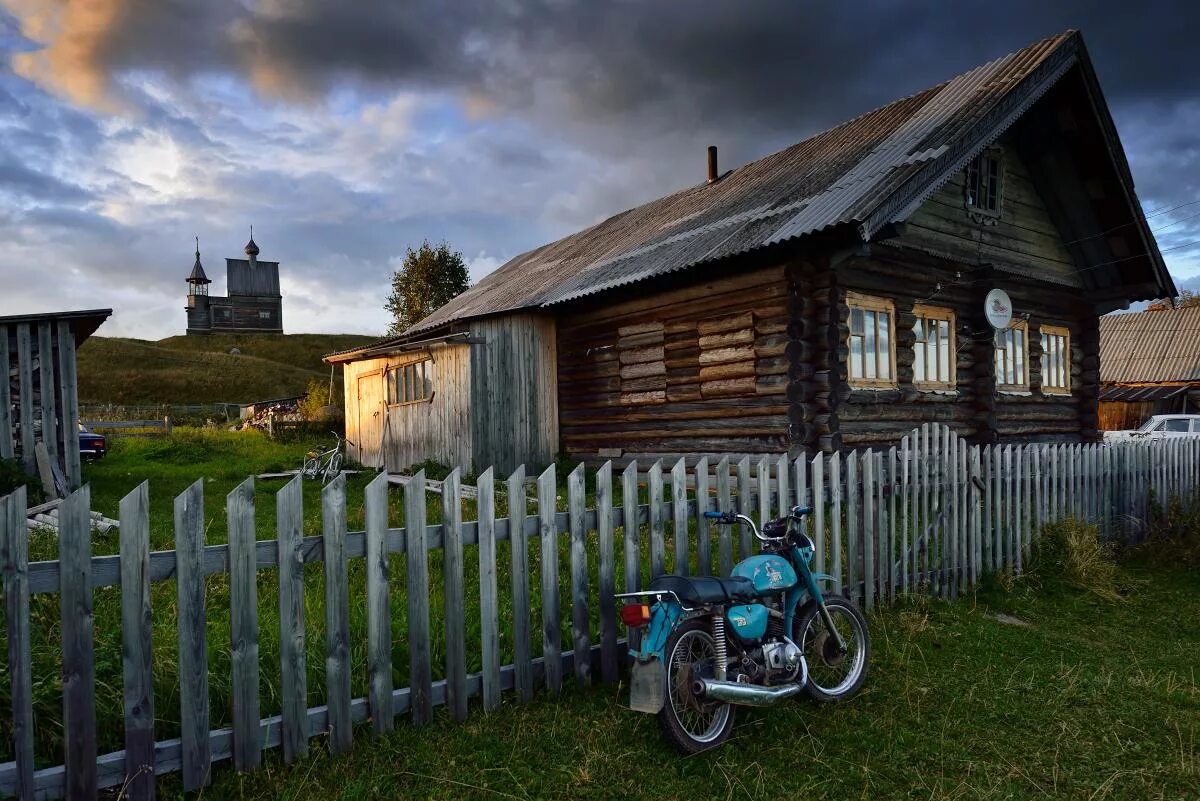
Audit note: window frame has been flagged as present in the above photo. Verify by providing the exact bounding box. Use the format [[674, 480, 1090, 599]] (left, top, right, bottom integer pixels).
[[965, 148, 1004, 219], [846, 291, 897, 390], [385, 356, 434, 407], [994, 320, 1029, 391], [911, 303, 957, 391], [1039, 324, 1071, 395]]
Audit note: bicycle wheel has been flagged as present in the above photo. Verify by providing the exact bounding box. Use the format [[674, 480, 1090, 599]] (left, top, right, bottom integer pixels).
[[324, 453, 343, 482], [302, 457, 320, 479]]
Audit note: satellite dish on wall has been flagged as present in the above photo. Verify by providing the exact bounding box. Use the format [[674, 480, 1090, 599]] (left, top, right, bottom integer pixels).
[[984, 289, 1013, 330]]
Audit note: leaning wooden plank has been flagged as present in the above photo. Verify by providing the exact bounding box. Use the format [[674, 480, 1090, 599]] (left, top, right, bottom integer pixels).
[[509, 465, 534, 702], [737, 456, 753, 560], [175, 480, 210, 791], [568, 464, 591, 686], [538, 464, 562, 694], [2, 488, 34, 798], [595, 462, 618, 684], [672, 457, 689, 575], [364, 471, 393, 736], [716, 456, 733, 575], [227, 479, 260, 771], [0, 333, 12, 458], [477, 469, 501, 711], [442, 469, 468, 721], [322, 475, 352, 753], [406, 471, 434, 724], [276, 476, 308, 762], [694, 457, 711, 576], [118, 482, 156, 798], [648, 460, 665, 577], [621, 461, 641, 652], [57, 321, 81, 488]]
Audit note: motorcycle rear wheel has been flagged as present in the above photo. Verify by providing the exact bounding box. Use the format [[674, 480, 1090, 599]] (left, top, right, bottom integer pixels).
[[657, 619, 736, 754]]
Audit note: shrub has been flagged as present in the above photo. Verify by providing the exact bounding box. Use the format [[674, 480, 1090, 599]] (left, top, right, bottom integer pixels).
[[1032, 518, 1124, 602], [298, 378, 342, 423], [1140, 494, 1200, 566]]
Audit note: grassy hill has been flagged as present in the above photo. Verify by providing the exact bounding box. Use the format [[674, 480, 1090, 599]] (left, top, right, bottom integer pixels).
[[77, 333, 377, 405]]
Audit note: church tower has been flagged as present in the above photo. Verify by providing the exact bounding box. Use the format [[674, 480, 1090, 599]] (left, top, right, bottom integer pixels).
[[184, 229, 284, 335]]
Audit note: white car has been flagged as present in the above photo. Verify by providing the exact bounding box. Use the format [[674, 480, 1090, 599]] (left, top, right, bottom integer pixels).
[[1105, 414, 1200, 441]]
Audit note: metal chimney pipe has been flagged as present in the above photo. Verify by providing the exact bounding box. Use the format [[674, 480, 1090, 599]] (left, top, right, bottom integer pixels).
[[707, 146, 718, 183]]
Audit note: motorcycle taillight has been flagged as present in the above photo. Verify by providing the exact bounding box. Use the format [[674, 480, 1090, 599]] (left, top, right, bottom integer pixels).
[[619, 604, 651, 628]]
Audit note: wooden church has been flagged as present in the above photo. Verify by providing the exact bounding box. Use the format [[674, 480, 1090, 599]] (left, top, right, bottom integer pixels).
[[186, 232, 284, 335]]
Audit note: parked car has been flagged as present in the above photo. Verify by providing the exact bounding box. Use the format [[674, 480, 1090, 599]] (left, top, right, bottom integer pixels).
[[1104, 414, 1200, 442], [78, 423, 107, 459]]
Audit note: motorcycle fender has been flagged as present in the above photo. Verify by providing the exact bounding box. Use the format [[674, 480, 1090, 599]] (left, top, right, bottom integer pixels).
[[629, 657, 666, 714]]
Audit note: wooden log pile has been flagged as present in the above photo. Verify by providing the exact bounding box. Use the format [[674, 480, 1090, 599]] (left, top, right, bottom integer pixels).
[[26, 499, 118, 534]]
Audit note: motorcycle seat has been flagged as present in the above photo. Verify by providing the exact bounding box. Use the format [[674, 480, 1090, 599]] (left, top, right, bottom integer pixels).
[[649, 574, 758, 605]]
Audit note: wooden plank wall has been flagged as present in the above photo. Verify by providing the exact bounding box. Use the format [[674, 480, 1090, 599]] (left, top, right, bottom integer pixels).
[[469, 314, 559, 473], [557, 265, 790, 460]]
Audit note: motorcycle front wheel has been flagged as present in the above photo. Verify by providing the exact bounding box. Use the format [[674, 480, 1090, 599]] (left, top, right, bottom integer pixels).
[[657, 619, 736, 754], [794, 595, 870, 703]]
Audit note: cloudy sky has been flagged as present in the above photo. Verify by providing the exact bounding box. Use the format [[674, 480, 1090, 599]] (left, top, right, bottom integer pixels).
[[0, 1, 1196, 338]]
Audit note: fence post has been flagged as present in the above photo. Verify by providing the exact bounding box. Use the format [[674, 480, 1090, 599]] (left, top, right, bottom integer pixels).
[[364, 471, 393, 735], [406, 470, 433, 724], [175, 480, 210, 791], [442, 468, 468, 722], [276, 476, 308, 762], [477, 468, 501, 710], [321, 474, 352, 754], [228, 478, 261, 770], [596, 462, 617, 684], [538, 464, 562, 695], [671, 458, 689, 576], [118, 482, 157, 798], [509, 465, 534, 702], [2, 487, 34, 800], [568, 464, 591, 687]]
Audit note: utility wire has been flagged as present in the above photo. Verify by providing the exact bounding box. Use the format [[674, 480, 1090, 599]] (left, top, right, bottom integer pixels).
[[1061, 198, 1200, 246]]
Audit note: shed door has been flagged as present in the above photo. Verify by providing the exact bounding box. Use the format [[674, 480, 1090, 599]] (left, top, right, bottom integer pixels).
[[356, 372, 386, 469]]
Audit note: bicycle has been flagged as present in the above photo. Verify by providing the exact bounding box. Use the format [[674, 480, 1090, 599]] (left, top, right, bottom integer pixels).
[[302, 432, 354, 483]]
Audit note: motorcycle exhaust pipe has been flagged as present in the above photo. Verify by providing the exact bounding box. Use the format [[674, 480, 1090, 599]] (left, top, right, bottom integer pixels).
[[693, 678, 805, 707]]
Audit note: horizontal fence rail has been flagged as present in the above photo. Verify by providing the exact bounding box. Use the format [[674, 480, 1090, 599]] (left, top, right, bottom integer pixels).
[[1, 426, 1198, 798]]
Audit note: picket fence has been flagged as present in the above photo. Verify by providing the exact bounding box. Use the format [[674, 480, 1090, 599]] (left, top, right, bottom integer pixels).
[[1, 424, 1198, 799]]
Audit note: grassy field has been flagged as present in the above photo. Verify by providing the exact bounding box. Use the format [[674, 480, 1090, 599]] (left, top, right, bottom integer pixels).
[[76, 333, 376, 404], [2, 433, 1197, 800]]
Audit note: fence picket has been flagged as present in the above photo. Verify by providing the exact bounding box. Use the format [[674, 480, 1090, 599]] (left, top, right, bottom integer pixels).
[[900, 436, 910, 594], [477, 469, 501, 711], [406, 471, 434, 724], [442, 468, 468, 722], [509, 466, 533, 702], [672, 458, 689, 575], [780, 454, 793, 519], [649, 460, 665, 578], [61, 487, 98, 799], [812, 452, 825, 576], [717, 456, 733, 575], [596, 462, 617, 684], [695, 457, 711, 576], [887, 446, 897, 603], [538, 464, 562, 695], [321, 475, 352, 754], [847, 452, 859, 604], [364, 471, 393, 735], [174, 480, 210, 791], [568, 464, 591, 686], [737, 456, 753, 560], [1, 488, 34, 800], [227, 478, 260, 770], [861, 451, 874, 610], [971, 445, 982, 584], [920, 424, 931, 588], [757, 456, 771, 531], [276, 477, 308, 763], [118, 482, 156, 797], [830, 452, 843, 594]]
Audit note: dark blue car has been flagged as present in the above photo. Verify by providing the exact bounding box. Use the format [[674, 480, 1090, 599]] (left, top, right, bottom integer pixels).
[[78, 424, 107, 459]]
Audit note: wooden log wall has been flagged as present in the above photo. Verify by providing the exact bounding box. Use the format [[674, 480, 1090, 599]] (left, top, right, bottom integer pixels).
[[557, 265, 792, 460]]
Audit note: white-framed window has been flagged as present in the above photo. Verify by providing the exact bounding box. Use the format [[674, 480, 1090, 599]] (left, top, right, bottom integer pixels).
[[994, 321, 1028, 390], [847, 292, 896, 388], [965, 149, 1003, 217], [386, 358, 433, 405], [912, 304, 956, 390], [1040, 324, 1071, 394]]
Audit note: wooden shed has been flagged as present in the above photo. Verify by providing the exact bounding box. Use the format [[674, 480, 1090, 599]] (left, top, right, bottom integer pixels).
[[1097, 306, 1200, 430], [2, 309, 112, 490], [330, 31, 1173, 471]]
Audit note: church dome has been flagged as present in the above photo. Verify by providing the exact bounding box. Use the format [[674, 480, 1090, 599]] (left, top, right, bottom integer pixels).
[[244, 237, 260, 257]]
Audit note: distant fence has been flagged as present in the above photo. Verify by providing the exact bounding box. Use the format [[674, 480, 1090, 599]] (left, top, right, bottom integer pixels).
[[79, 404, 239, 424], [81, 418, 173, 438], [1, 424, 1198, 798]]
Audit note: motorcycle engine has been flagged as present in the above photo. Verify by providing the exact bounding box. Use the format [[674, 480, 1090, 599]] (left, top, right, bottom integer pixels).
[[760, 638, 804, 683]]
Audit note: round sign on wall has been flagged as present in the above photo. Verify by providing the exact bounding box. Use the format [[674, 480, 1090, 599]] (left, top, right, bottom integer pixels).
[[984, 289, 1013, 330]]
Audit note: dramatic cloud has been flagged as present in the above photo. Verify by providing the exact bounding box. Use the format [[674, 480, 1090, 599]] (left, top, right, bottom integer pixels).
[[0, 1, 1197, 338]]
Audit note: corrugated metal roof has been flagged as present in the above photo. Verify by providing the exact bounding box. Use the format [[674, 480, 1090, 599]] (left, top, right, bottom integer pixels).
[[1099, 307, 1200, 383], [1099, 384, 1192, 402]]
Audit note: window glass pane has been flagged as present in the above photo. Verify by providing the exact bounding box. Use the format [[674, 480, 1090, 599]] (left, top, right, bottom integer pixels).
[[914, 330, 925, 382], [864, 311, 877, 379], [850, 308, 864, 336], [878, 312, 890, 379], [938, 321, 950, 382], [423, 362, 433, 397], [1164, 419, 1189, 432], [850, 335, 863, 378], [1013, 329, 1024, 385]]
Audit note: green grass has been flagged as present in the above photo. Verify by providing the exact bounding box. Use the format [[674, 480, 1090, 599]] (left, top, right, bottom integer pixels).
[[76, 333, 376, 404]]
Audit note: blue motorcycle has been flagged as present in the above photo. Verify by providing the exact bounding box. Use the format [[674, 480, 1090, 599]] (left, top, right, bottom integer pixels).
[[617, 506, 870, 753]]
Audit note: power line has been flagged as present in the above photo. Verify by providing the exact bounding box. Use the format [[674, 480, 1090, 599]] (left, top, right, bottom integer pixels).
[[1150, 208, 1200, 235], [1078, 237, 1200, 274], [1061, 198, 1200, 247]]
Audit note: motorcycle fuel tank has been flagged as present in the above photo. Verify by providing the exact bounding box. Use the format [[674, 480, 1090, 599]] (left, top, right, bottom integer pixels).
[[731, 554, 798, 593], [726, 603, 769, 641]]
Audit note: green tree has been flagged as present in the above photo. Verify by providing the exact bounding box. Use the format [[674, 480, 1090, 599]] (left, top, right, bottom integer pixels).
[[384, 241, 470, 334]]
